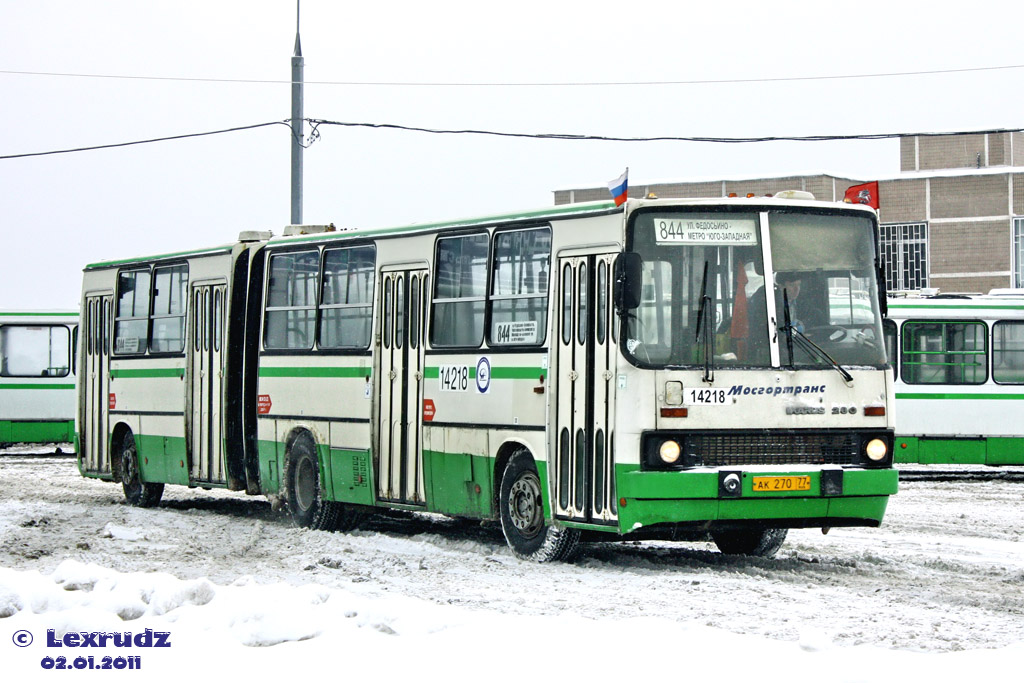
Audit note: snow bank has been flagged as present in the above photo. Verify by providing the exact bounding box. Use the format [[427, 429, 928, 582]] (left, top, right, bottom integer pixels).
[[0, 560, 1018, 681]]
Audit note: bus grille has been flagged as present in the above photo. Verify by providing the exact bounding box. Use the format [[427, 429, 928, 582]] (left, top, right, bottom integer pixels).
[[690, 431, 860, 467]]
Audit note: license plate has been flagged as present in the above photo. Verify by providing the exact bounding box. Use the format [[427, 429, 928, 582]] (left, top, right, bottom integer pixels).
[[751, 475, 811, 492]]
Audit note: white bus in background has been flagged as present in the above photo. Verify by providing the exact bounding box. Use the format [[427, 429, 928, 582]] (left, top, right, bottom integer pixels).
[[885, 291, 1024, 465], [78, 194, 897, 561], [0, 311, 77, 449]]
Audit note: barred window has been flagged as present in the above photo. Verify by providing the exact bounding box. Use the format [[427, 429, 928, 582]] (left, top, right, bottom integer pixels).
[[431, 233, 488, 347], [901, 320, 987, 385], [489, 227, 551, 346], [993, 320, 1024, 384], [319, 245, 375, 349], [264, 250, 319, 350], [114, 269, 151, 355], [1013, 218, 1024, 288], [880, 222, 928, 291]]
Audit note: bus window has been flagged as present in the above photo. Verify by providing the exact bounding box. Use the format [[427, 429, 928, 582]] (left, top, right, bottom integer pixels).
[[901, 320, 987, 384], [431, 233, 488, 348], [993, 320, 1024, 384], [0, 325, 71, 377], [319, 245, 375, 349], [114, 269, 151, 355], [264, 250, 318, 350], [489, 227, 550, 346], [150, 264, 187, 353]]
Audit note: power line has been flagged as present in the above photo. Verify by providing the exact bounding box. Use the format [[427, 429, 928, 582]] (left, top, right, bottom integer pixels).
[[0, 121, 292, 160], [4, 120, 1024, 161], [310, 120, 1024, 144], [3, 63, 1024, 87]]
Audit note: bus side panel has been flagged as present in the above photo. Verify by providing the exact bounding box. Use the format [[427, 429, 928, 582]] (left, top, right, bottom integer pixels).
[[986, 437, 1024, 465]]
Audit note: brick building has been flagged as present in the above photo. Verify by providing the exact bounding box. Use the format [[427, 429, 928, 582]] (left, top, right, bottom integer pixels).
[[553, 132, 1024, 294]]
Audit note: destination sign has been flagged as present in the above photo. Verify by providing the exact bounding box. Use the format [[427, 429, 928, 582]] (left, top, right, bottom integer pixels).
[[654, 217, 757, 245]]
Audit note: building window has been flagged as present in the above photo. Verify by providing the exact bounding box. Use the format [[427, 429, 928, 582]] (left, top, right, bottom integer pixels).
[[880, 222, 928, 291], [1013, 218, 1024, 288]]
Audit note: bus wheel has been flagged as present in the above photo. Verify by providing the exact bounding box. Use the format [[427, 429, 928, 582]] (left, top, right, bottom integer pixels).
[[285, 434, 354, 531], [499, 450, 579, 562], [711, 528, 788, 557], [119, 431, 163, 507]]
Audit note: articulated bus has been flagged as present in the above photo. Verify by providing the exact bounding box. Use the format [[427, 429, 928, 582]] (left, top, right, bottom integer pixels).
[[885, 291, 1024, 466], [77, 194, 897, 561], [0, 311, 77, 449]]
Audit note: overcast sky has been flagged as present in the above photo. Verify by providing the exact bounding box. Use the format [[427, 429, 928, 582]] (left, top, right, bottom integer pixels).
[[2, 0, 1022, 309]]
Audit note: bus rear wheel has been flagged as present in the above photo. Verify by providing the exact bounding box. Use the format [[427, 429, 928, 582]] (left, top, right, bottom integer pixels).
[[285, 434, 360, 531], [499, 450, 579, 562], [119, 431, 163, 507], [711, 527, 787, 557]]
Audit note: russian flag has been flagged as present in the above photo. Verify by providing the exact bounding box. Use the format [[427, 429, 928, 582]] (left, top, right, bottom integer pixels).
[[607, 168, 628, 206]]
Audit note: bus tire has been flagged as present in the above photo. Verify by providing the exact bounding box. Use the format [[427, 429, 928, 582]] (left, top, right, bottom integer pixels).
[[499, 450, 579, 562], [119, 430, 164, 507], [285, 434, 349, 531], [711, 527, 788, 557]]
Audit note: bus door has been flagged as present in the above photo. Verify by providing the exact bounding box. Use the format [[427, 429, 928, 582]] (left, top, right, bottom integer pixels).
[[188, 283, 227, 484], [376, 268, 427, 505], [554, 253, 618, 525], [82, 294, 112, 474]]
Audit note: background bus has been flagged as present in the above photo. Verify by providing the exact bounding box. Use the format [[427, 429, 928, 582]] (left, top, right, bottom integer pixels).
[[885, 291, 1024, 466], [0, 311, 77, 449], [78, 196, 897, 561]]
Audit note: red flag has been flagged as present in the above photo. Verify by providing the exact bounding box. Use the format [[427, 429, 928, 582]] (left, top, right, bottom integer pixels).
[[844, 181, 879, 209]]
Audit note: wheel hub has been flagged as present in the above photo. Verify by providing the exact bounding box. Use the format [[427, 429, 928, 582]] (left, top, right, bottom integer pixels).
[[508, 474, 543, 537]]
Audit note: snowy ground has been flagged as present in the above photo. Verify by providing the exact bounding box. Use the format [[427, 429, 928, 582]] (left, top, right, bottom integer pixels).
[[1, 447, 1021, 681]]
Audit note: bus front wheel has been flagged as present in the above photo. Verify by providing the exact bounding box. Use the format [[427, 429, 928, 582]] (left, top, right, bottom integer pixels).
[[499, 450, 579, 562], [711, 528, 787, 557], [119, 431, 163, 507]]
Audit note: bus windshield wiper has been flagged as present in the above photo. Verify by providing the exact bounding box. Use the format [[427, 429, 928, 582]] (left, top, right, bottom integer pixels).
[[780, 292, 853, 383], [694, 261, 714, 383]]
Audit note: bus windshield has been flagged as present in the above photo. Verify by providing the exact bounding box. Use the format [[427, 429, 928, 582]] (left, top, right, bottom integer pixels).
[[622, 207, 886, 369]]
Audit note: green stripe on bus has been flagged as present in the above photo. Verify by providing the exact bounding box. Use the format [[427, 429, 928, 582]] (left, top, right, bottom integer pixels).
[[0, 384, 74, 390], [896, 392, 1024, 400], [110, 368, 185, 378], [259, 366, 371, 378], [423, 366, 546, 380], [0, 311, 77, 317]]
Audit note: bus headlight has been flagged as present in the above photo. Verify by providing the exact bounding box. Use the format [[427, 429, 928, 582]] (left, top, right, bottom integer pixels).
[[865, 438, 888, 461], [659, 440, 682, 464]]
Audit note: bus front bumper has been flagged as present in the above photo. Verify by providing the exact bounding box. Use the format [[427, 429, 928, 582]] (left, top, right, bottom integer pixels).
[[613, 467, 898, 533]]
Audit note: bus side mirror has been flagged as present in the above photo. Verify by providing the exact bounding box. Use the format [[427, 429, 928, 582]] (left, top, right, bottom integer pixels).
[[614, 252, 643, 311]]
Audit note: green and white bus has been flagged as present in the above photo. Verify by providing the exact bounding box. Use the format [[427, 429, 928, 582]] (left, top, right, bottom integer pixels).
[[77, 194, 897, 560], [885, 291, 1024, 465], [1, 311, 77, 449]]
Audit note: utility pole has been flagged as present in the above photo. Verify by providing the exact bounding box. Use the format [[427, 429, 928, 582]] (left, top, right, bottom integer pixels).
[[290, 1, 303, 225]]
